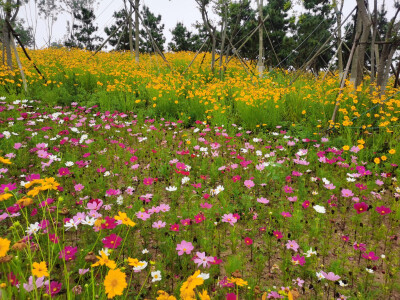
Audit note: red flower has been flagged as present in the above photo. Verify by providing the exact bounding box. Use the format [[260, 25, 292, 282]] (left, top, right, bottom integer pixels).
[[273, 231, 283, 239], [354, 202, 368, 214], [376, 206, 391, 216], [102, 233, 122, 249], [244, 237, 253, 245]]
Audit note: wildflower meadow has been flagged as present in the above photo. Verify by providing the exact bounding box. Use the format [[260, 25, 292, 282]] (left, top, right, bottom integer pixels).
[[0, 49, 399, 300]]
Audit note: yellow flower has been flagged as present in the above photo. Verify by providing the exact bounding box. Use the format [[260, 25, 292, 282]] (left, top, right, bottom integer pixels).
[[342, 145, 349, 151], [381, 155, 387, 161], [389, 149, 396, 155], [0, 238, 11, 257], [0, 193, 12, 201], [0, 157, 11, 164], [104, 268, 127, 299], [180, 270, 204, 300], [114, 212, 136, 227], [358, 144, 364, 150], [156, 290, 177, 300], [92, 251, 116, 269], [198, 289, 211, 300], [374, 158, 381, 164], [228, 277, 248, 286], [32, 261, 49, 277]]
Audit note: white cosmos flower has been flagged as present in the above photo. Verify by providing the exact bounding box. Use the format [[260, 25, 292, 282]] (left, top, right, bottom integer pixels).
[[166, 186, 177, 192], [306, 248, 317, 257], [313, 205, 326, 214], [198, 273, 210, 280], [133, 261, 148, 272], [65, 161, 74, 167], [81, 216, 96, 226], [151, 270, 162, 282], [142, 249, 149, 254], [366, 268, 374, 274], [316, 272, 324, 280], [26, 222, 40, 235], [181, 177, 190, 184]]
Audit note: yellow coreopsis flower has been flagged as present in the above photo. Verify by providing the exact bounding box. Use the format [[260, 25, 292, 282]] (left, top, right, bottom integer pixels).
[[0, 157, 11, 164], [374, 157, 381, 164], [114, 212, 136, 227], [0, 238, 11, 257], [228, 277, 248, 286], [92, 251, 116, 269], [104, 268, 127, 299], [389, 149, 396, 155], [0, 193, 12, 201], [32, 261, 49, 277], [180, 270, 204, 300], [156, 290, 177, 300], [198, 289, 211, 300]]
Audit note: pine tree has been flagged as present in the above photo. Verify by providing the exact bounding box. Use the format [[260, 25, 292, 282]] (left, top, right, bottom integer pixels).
[[64, 6, 102, 51], [139, 5, 165, 53]]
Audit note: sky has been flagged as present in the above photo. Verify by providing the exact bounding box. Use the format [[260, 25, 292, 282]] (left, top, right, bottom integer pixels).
[[20, 0, 398, 49]]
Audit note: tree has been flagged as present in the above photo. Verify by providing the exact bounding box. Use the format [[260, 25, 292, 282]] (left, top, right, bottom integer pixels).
[[64, 6, 102, 51], [139, 5, 165, 52], [168, 22, 197, 52], [37, 0, 63, 46], [0, 18, 33, 47], [292, 0, 335, 72], [104, 9, 132, 50]]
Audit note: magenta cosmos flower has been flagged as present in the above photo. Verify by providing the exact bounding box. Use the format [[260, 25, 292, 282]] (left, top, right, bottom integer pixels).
[[102, 233, 122, 249], [292, 254, 306, 266], [286, 240, 299, 252], [362, 251, 379, 261], [376, 206, 391, 215], [176, 240, 194, 255], [354, 202, 368, 214]]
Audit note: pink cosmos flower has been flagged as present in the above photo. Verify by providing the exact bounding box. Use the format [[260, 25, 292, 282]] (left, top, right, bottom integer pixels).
[[341, 189, 354, 197], [281, 212, 292, 217], [86, 199, 103, 210], [176, 240, 194, 255], [74, 184, 84, 192], [286, 240, 299, 252], [200, 202, 212, 209], [302, 200, 310, 209], [353, 242, 367, 252], [181, 218, 191, 226], [257, 197, 269, 204], [222, 213, 237, 226], [46, 281, 62, 297], [273, 231, 283, 239], [136, 211, 151, 220], [170, 224, 179, 232], [193, 252, 214, 268], [244, 180, 255, 189], [152, 220, 166, 229], [321, 271, 340, 281], [79, 268, 89, 275]]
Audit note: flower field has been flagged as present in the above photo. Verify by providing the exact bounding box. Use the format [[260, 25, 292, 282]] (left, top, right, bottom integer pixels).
[[0, 49, 399, 299]]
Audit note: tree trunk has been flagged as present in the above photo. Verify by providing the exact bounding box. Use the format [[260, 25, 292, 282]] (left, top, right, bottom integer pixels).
[[334, 0, 344, 79], [135, 0, 140, 63], [219, 1, 228, 77], [370, 0, 378, 94], [11, 35, 27, 93], [350, 0, 371, 88], [211, 30, 216, 71], [3, 0, 13, 70], [124, 0, 134, 58], [256, 0, 264, 78]]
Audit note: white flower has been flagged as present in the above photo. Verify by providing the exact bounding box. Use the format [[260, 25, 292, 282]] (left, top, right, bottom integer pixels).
[[194, 128, 200, 133], [133, 261, 148, 272], [2, 131, 11, 139], [99, 249, 110, 256], [64, 219, 78, 231], [65, 161, 74, 167], [366, 268, 374, 274], [313, 205, 326, 214], [322, 178, 330, 185], [316, 272, 324, 280], [181, 176, 190, 184], [312, 190, 319, 195], [253, 138, 262, 142], [116, 196, 124, 205], [104, 171, 111, 177], [256, 150, 262, 156], [166, 186, 177, 192], [339, 280, 348, 287], [347, 177, 356, 182], [381, 254, 385, 259], [198, 273, 210, 280], [26, 222, 40, 235], [142, 249, 149, 254], [306, 248, 317, 257], [310, 177, 318, 182], [81, 216, 96, 226], [151, 270, 162, 282]]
